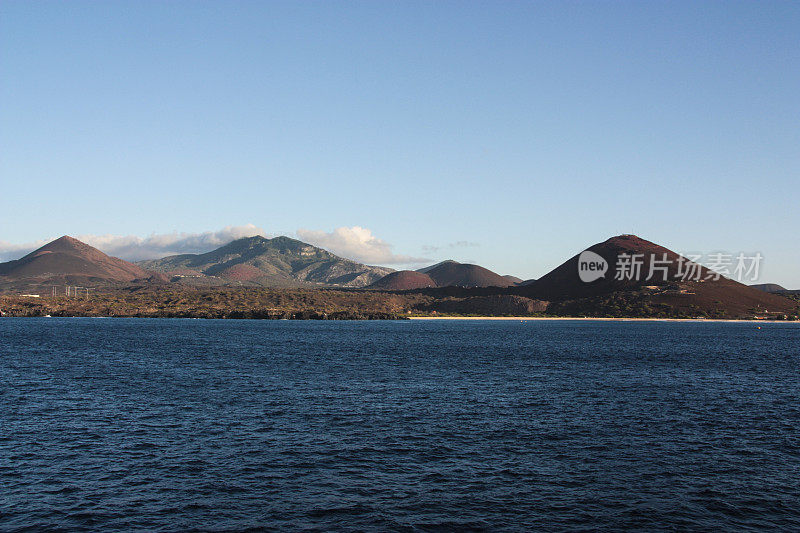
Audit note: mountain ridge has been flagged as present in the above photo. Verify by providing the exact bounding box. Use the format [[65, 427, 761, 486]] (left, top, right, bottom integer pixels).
[[138, 235, 393, 288], [1, 232, 797, 319]]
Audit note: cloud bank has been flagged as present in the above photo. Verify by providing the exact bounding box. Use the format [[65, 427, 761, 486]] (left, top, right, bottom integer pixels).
[[0, 239, 52, 262], [79, 224, 270, 261], [297, 226, 429, 265], [0, 224, 269, 262], [0, 224, 429, 266]]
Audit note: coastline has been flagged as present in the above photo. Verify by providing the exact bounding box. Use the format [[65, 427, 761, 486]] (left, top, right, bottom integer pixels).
[[408, 316, 798, 323], [1, 313, 796, 324]]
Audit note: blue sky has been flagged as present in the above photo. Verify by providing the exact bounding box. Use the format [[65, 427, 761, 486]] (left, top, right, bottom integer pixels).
[[1, 1, 798, 286]]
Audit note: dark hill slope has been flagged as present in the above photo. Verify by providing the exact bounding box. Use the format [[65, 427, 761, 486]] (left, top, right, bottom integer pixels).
[[0, 236, 148, 284], [521, 234, 691, 299], [367, 270, 437, 290], [419, 260, 513, 288], [138, 236, 392, 288], [517, 234, 797, 317]]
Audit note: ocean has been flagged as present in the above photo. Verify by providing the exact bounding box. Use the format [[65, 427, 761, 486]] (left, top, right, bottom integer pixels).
[[1, 318, 799, 530]]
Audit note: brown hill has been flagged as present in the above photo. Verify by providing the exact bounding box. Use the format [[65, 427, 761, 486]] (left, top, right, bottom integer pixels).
[[368, 270, 437, 290], [217, 263, 268, 282], [0, 236, 148, 285], [520, 234, 691, 299], [502, 275, 524, 285], [518, 234, 797, 317], [418, 260, 513, 288]]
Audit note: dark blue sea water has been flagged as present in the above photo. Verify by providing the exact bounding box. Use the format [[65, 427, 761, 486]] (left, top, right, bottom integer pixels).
[[1, 318, 799, 531]]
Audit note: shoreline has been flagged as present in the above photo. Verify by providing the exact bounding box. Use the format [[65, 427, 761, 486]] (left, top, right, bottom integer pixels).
[[1, 314, 796, 324], [409, 316, 798, 324]]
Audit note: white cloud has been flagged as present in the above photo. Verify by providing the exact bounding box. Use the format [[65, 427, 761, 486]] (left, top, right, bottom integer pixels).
[[296, 226, 429, 265], [0, 224, 269, 262], [0, 224, 428, 266], [0, 239, 52, 261], [80, 224, 269, 260]]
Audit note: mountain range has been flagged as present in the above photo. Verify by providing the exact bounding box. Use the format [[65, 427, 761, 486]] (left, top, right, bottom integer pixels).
[[0, 235, 518, 290], [137, 235, 392, 288], [0, 233, 796, 319]]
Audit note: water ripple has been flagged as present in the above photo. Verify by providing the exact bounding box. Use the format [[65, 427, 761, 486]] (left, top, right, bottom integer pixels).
[[1, 318, 799, 530]]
